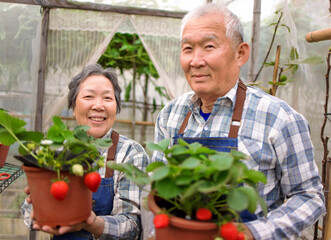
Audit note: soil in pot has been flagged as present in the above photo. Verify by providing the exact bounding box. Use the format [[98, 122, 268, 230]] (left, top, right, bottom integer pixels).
[[147, 193, 219, 240], [22, 164, 92, 228]]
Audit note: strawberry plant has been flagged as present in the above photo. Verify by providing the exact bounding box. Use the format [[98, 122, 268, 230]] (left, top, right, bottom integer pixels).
[[0, 109, 112, 199], [108, 138, 267, 238]]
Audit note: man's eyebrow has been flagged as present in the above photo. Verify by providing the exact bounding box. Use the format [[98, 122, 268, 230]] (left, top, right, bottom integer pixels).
[[181, 34, 218, 45]]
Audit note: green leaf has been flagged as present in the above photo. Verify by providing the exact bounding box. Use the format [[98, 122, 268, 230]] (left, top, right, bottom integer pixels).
[[16, 131, 43, 143], [125, 81, 132, 102], [237, 186, 258, 213], [0, 110, 26, 134], [0, 129, 17, 145], [52, 116, 66, 130], [180, 156, 200, 169], [94, 138, 112, 148], [227, 188, 248, 211], [156, 178, 181, 199], [210, 152, 233, 171], [47, 125, 65, 144], [175, 170, 194, 185], [258, 195, 268, 216], [147, 139, 171, 152], [290, 47, 299, 61], [146, 161, 165, 172], [244, 169, 267, 184], [151, 165, 170, 181], [290, 56, 324, 66]]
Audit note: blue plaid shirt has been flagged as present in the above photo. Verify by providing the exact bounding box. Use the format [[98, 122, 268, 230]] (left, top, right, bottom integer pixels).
[[152, 81, 325, 240]]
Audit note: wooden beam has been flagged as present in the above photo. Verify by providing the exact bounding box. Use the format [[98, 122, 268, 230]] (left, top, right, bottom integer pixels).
[[0, 0, 186, 18], [34, 7, 49, 131]]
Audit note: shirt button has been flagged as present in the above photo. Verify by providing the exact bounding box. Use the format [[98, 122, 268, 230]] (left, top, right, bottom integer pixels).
[[204, 126, 209, 131]]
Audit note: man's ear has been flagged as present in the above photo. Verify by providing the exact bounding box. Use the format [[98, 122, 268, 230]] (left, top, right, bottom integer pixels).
[[236, 42, 250, 67]]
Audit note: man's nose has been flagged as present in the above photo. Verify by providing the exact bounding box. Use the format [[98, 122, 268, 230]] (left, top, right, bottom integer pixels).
[[190, 49, 206, 68]]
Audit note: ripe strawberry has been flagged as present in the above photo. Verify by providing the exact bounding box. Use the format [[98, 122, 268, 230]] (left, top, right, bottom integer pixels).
[[153, 213, 170, 229], [196, 208, 212, 221], [50, 180, 69, 201], [220, 222, 238, 240], [236, 232, 245, 240], [84, 172, 101, 192]]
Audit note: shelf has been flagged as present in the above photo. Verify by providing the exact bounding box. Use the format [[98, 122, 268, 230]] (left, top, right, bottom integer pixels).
[[0, 163, 24, 193]]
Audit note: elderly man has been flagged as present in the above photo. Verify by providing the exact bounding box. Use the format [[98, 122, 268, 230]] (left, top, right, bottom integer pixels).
[[152, 3, 325, 239]]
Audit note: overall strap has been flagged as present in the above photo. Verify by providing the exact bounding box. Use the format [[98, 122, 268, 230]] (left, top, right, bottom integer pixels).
[[105, 130, 119, 178], [178, 111, 192, 134], [228, 79, 247, 138], [177, 79, 247, 138]]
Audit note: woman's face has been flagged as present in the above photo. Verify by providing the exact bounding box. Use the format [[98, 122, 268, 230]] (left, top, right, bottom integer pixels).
[[73, 75, 117, 138]]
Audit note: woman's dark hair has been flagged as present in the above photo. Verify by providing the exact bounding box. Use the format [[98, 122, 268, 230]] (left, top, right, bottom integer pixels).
[[68, 63, 122, 113]]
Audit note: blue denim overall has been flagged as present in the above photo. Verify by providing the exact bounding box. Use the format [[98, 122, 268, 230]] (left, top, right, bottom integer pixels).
[[53, 131, 119, 239], [174, 80, 256, 223]]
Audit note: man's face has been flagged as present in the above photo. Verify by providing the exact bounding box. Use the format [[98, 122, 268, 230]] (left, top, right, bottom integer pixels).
[[73, 75, 117, 138], [180, 13, 245, 99]]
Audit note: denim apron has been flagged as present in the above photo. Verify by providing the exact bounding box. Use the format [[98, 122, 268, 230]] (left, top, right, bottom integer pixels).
[[53, 131, 119, 239], [174, 80, 256, 222]]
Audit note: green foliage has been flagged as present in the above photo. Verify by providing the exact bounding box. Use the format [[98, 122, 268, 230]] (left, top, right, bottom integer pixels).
[[108, 138, 267, 223], [98, 32, 169, 112], [0, 109, 112, 180]]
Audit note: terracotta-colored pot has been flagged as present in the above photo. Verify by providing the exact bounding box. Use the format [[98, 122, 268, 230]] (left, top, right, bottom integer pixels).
[[147, 193, 219, 240], [0, 144, 10, 167], [22, 165, 92, 228]]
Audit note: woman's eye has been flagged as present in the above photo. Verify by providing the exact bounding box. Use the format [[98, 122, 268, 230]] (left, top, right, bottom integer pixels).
[[84, 95, 93, 99]]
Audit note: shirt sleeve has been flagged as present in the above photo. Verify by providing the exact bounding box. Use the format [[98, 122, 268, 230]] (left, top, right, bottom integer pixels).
[[100, 139, 150, 240], [245, 111, 326, 240]]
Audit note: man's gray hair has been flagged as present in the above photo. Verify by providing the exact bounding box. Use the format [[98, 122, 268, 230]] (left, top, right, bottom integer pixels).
[[180, 3, 244, 47], [68, 63, 122, 113]]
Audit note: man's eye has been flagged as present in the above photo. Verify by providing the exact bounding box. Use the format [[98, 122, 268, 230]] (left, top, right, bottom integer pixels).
[[206, 45, 214, 49]]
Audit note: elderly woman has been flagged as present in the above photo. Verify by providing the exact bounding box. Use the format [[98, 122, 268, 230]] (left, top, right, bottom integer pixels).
[[22, 63, 150, 240]]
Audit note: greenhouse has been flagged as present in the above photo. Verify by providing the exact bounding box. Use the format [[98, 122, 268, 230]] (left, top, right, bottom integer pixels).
[[0, 0, 330, 239]]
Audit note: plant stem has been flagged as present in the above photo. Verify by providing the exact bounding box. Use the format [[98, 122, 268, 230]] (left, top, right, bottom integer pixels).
[[254, 11, 283, 82]]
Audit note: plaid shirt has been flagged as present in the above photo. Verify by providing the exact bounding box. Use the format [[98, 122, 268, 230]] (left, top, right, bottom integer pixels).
[[98, 130, 149, 240], [22, 129, 149, 240], [153, 81, 325, 240]]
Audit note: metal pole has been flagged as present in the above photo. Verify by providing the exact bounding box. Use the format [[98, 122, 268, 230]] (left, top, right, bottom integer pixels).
[[247, 0, 261, 82], [34, 7, 49, 131]]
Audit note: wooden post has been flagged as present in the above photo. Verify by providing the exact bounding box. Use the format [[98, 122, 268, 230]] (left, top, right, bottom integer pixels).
[[247, 0, 261, 82], [34, 7, 49, 131], [271, 45, 281, 96]]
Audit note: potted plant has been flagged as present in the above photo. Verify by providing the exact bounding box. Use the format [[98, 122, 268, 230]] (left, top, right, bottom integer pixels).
[[108, 138, 267, 240], [0, 109, 112, 227]]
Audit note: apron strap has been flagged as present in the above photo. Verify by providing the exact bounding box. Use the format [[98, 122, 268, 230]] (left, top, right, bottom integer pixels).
[[178, 112, 192, 134], [228, 79, 247, 138], [177, 79, 247, 138], [105, 130, 119, 178]]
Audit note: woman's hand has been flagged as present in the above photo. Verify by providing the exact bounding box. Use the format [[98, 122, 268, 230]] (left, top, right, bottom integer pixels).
[[34, 211, 104, 238]]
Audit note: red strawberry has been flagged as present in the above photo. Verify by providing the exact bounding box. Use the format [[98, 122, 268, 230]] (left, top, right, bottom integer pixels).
[[153, 213, 170, 229], [196, 208, 212, 221], [220, 222, 238, 240], [84, 172, 101, 192], [50, 180, 69, 201], [236, 232, 245, 240]]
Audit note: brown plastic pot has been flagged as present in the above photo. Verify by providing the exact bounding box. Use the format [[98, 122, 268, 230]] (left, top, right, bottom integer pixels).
[[22, 164, 92, 228], [0, 144, 10, 167], [147, 193, 219, 240]]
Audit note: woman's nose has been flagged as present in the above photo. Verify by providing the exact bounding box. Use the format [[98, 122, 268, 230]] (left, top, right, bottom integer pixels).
[[91, 98, 105, 111]]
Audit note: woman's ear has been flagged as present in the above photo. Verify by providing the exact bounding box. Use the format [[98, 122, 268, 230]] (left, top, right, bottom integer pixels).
[[236, 42, 250, 67]]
